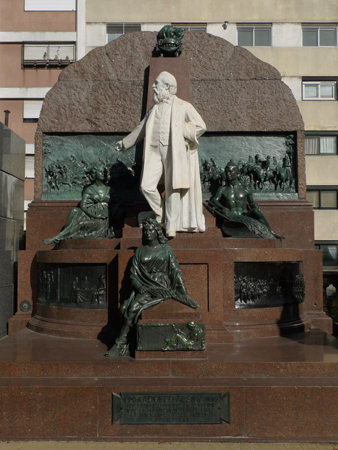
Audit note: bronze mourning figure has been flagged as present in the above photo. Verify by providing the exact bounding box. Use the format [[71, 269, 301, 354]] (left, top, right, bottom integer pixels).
[[208, 162, 284, 240], [105, 218, 199, 357], [43, 166, 124, 245]]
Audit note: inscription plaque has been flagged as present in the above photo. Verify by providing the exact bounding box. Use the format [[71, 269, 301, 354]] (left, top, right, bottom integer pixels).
[[112, 391, 230, 425]]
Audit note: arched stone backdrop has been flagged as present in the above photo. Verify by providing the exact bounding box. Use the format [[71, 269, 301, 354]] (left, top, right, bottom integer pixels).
[[34, 31, 305, 200]]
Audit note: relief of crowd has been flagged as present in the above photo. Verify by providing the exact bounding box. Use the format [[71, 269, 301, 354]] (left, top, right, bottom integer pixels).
[[200, 153, 294, 194], [44, 154, 141, 193]]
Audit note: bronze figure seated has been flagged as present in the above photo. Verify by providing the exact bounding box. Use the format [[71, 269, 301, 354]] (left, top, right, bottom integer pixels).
[[208, 162, 284, 240], [43, 166, 124, 245], [105, 218, 199, 357]]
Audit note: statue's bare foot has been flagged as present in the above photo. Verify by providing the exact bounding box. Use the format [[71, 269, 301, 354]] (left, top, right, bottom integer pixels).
[[43, 237, 59, 245], [272, 231, 285, 240], [43, 238, 54, 245], [105, 343, 130, 357]]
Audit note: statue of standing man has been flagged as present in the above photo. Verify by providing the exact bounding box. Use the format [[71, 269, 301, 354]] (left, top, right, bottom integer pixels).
[[115, 71, 206, 237]]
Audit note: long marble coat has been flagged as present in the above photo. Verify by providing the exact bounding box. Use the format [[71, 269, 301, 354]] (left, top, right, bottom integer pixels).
[[122, 96, 206, 232]]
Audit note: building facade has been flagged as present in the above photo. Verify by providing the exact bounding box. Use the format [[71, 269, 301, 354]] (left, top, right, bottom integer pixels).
[[0, 0, 81, 224]]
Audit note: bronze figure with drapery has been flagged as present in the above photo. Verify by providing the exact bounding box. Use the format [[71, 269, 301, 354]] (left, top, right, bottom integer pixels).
[[43, 166, 125, 245], [105, 218, 199, 357]]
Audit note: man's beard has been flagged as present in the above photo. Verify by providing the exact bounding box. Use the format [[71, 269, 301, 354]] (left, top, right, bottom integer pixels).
[[153, 90, 169, 104]]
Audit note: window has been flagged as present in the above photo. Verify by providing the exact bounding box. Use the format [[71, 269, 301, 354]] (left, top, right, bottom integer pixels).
[[306, 190, 320, 207], [171, 23, 207, 32], [24, 200, 33, 231], [306, 188, 338, 209], [25, 144, 35, 178], [22, 43, 76, 67], [25, 0, 75, 11], [315, 244, 338, 266], [24, 200, 32, 211], [25, 144, 35, 155], [107, 24, 141, 43], [25, 156, 35, 178], [302, 81, 337, 100], [303, 26, 337, 46], [23, 100, 43, 123], [237, 25, 271, 46], [305, 135, 337, 154]]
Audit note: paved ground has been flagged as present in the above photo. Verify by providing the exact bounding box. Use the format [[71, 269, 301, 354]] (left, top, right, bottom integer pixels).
[[1, 443, 338, 450]]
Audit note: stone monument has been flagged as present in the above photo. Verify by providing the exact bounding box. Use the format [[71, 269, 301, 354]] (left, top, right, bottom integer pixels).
[[1, 28, 336, 442]]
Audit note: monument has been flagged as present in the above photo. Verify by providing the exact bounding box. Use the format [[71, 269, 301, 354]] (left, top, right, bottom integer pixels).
[[1, 27, 337, 442]]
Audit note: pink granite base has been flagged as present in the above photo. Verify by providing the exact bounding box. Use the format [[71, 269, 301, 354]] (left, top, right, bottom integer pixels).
[[1, 328, 338, 442], [16, 198, 331, 343]]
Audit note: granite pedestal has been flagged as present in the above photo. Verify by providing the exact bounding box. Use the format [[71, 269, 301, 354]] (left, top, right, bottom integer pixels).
[[1, 327, 338, 442], [9, 204, 329, 342]]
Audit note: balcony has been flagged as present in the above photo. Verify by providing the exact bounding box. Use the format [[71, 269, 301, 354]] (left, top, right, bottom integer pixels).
[[22, 43, 76, 68]]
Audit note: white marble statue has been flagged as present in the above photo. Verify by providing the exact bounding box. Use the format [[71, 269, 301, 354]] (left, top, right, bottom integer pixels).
[[115, 71, 206, 237]]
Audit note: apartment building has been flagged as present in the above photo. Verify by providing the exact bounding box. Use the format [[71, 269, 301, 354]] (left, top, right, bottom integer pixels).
[[0, 0, 82, 224], [2, 0, 338, 286]]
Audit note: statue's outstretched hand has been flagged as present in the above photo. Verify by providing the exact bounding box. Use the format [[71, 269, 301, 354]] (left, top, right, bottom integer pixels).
[[115, 141, 124, 152]]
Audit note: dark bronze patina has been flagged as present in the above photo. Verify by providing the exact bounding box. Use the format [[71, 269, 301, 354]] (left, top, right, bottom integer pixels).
[[38, 263, 107, 309], [235, 262, 305, 309], [112, 391, 230, 424], [43, 166, 125, 245], [105, 218, 198, 357], [155, 25, 185, 57], [163, 321, 205, 351], [136, 322, 205, 351], [207, 162, 284, 239], [198, 134, 297, 200]]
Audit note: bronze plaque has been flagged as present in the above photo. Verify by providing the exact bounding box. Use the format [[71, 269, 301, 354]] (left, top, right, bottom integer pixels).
[[112, 391, 230, 425]]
